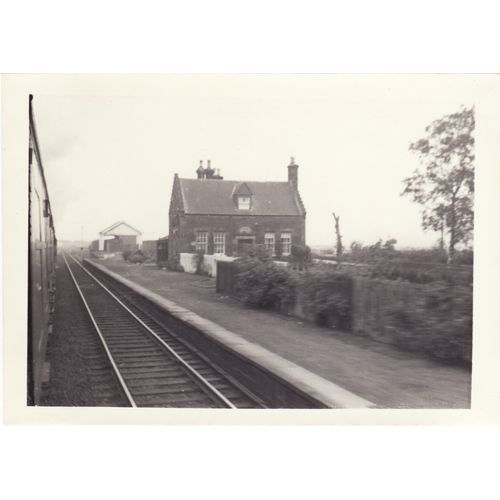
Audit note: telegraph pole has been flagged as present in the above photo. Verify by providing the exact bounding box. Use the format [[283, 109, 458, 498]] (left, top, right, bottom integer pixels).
[[80, 225, 84, 261]]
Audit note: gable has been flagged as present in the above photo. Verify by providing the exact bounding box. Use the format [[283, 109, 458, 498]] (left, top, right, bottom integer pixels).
[[169, 173, 185, 215], [100, 221, 141, 236], [232, 182, 253, 197]]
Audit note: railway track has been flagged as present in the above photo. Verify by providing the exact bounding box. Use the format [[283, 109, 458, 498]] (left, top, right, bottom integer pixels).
[[63, 252, 266, 408]]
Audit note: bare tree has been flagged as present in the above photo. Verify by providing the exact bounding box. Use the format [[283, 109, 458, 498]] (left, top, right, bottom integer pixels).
[[332, 212, 343, 260]]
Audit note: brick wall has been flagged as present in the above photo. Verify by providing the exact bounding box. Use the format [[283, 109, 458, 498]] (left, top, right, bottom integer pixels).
[[169, 213, 305, 260]]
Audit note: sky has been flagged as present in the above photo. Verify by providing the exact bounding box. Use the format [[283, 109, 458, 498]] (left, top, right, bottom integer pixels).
[[32, 75, 478, 248]]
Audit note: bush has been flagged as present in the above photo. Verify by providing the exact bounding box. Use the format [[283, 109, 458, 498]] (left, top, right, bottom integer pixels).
[[344, 240, 474, 266], [385, 281, 472, 363], [234, 259, 297, 310], [239, 244, 273, 263], [290, 244, 312, 270], [166, 259, 184, 272], [122, 249, 132, 262], [370, 260, 472, 285], [347, 238, 399, 263], [234, 255, 353, 330], [300, 268, 353, 329], [395, 248, 448, 264], [123, 250, 146, 264], [421, 282, 472, 361], [452, 249, 474, 265]]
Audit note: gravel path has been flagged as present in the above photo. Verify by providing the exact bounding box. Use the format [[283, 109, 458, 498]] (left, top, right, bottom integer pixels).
[[97, 258, 471, 409]]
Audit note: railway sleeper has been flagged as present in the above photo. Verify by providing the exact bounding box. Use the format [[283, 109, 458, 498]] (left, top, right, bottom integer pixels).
[[131, 384, 209, 397], [111, 352, 169, 360], [120, 366, 185, 377], [126, 376, 193, 388], [134, 392, 214, 406]]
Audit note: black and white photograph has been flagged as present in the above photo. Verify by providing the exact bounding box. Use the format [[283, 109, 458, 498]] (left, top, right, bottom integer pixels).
[[3, 4, 500, 500], [2, 74, 500, 423], [12, 74, 486, 412]]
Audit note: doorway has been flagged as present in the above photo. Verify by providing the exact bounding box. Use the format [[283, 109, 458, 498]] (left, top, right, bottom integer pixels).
[[236, 237, 255, 255]]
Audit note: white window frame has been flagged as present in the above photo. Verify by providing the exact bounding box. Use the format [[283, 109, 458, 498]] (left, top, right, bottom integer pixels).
[[213, 232, 226, 254], [264, 233, 275, 255], [237, 196, 251, 210], [280, 233, 292, 256], [195, 231, 208, 253]]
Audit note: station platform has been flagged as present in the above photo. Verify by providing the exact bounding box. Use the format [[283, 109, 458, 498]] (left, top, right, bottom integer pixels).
[[93, 257, 471, 408]]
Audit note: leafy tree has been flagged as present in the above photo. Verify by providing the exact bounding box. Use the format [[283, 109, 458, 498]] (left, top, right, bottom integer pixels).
[[402, 107, 474, 260]]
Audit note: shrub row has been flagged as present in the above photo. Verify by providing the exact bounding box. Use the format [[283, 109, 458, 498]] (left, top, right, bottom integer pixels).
[[369, 260, 473, 285], [122, 249, 146, 263], [383, 282, 472, 362], [344, 242, 473, 266], [230, 256, 472, 364], [233, 257, 353, 331]]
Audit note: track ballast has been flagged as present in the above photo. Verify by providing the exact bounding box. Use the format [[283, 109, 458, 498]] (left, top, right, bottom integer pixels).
[[63, 253, 266, 408]]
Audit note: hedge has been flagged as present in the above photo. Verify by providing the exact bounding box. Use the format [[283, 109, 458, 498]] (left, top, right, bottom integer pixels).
[[230, 257, 472, 364]]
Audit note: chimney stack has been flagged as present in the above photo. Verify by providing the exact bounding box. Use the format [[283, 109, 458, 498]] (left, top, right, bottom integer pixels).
[[288, 156, 299, 190], [196, 160, 205, 179], [205, 159, 215, 179], [212, 168, 223, 180]]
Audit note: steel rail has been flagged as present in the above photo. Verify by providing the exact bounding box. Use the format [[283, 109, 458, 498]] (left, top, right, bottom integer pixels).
[[67, 253, 237, 409], [62, 252, 137, 407], [87, 263, 268, 409]]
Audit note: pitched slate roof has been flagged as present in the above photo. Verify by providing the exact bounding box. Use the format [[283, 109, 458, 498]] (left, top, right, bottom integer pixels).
[[178, 178, 305, 216]]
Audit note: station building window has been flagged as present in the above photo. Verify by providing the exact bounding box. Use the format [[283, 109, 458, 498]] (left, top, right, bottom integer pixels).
[[264, 233, 275, 255], [237, 196, 251, 210], [195, 231, 208, 253], [280, 233, 292, 256], [213, 232, 226, 254]]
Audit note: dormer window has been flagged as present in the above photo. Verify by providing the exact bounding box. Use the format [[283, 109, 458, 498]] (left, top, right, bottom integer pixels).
[[232, 182, 253, 210], [238, 195, 251, 210]]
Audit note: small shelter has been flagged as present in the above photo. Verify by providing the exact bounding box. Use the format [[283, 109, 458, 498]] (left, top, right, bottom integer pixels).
[[98, 221, 142, 252]]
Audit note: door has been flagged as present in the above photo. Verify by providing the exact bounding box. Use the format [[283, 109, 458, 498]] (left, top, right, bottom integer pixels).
[[237, 238, 254, 255]]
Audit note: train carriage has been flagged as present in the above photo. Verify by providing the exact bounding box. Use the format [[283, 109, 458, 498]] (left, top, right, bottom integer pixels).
[[28, 95, 57, 405]]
